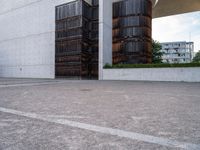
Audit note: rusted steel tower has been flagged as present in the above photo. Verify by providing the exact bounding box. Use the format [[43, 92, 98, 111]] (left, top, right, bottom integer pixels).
[[113, 0, 152, 64], [55, 0, 98, 78]]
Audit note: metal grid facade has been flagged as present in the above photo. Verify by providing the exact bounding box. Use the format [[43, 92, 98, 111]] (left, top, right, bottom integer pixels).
[[55, 0, 98, 78], [113, 0, 152, 64]]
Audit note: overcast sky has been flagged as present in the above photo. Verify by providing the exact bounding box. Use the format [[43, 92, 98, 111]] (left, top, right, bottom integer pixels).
[[152, 11, 200, 52]]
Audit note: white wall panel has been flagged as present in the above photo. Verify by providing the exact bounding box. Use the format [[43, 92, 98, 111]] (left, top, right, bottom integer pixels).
[[103, 68, 200, 82], [0, 0, 75, 78], [0, 0, 41, 14]]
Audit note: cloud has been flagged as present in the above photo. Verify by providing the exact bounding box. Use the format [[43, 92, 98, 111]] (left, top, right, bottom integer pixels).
[[152, 11, 200, 52]]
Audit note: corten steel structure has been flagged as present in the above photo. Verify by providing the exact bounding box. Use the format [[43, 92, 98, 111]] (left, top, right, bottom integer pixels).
[[0, 0, 200, 79], [55, 0, 98, 78], [112, 0, 152, 64]]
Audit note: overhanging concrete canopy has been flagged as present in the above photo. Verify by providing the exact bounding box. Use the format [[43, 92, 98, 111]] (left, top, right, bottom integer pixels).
[[152, 0, 200, 18]]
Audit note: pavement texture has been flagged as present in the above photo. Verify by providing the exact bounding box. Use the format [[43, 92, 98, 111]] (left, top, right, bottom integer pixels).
[[0, 78, 200, 150]]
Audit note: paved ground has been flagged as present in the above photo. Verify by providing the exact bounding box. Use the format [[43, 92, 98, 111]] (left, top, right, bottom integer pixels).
[[0, 78, 200, 150]]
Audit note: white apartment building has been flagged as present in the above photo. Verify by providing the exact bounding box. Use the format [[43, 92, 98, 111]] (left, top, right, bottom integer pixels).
[[161, 42, 194, 64]]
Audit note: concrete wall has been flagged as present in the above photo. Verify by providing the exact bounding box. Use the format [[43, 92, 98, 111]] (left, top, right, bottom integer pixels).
[[103, 68, 200, 82], [98, 0, 113, 80], [0, 0, 78, 78]]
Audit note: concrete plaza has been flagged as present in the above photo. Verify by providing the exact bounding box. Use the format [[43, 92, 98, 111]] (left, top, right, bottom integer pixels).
[[0, 78, 200, 150]]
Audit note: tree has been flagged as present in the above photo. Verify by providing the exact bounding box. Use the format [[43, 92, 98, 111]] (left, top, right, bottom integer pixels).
[[152, 40, 163, 64], [192, 51, 200, 63]]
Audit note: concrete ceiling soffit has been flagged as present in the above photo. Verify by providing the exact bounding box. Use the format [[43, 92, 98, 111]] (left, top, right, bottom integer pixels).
[[152, 0, 200, 18]]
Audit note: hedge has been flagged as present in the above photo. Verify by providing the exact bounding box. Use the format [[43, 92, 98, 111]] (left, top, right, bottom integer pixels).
[[104, 63, 200, 69]]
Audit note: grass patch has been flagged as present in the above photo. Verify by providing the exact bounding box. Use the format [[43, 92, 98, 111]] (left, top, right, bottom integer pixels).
[[104, 63, 200, 69]]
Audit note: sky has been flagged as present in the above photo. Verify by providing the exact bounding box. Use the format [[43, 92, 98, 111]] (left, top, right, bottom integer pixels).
[[152, 11, 200, 52]]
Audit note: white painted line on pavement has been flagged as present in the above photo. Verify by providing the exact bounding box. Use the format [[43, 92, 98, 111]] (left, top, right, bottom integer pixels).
[[0, 107, 199, 150], [0, 82, 61, 88]]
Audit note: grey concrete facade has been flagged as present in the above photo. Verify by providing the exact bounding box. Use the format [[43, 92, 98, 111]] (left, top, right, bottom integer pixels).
[[103, 68, 200, 82], [98, 0, 113, 80]]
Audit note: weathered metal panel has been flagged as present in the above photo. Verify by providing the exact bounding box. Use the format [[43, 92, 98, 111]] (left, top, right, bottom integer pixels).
[[55, 0, 98, 78], [113, 0, 152, 64]]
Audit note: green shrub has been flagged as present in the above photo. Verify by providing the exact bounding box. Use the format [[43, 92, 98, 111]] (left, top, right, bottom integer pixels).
[[104, 63, 200, 69], [104, 63, 112, 68]]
